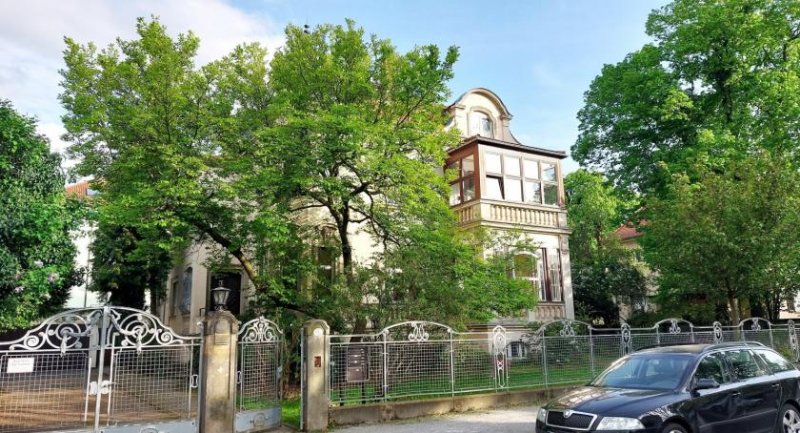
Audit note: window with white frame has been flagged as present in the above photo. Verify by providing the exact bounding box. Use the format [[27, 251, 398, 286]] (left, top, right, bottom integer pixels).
[[507, 341, 528, 359], [482, 151, 560, 206], [448, 154, 477, 205], [470, 111, 494, 138], [537, 248, 563, 303]]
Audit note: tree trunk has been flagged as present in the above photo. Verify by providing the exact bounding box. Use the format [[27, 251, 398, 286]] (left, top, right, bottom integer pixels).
[[727, 294, 741, 325]]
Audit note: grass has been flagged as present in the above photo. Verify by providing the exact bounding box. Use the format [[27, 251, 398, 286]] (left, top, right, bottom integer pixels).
[[282, 397, 301, 428], [328, 361, 599, 406]]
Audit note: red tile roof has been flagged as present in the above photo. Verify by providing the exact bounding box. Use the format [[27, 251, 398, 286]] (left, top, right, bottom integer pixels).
[[65, 181, 91, 199], [615, 225, 643, 241]]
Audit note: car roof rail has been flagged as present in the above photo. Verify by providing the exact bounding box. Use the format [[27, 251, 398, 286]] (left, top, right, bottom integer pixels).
[[633, 342, 704, 352], [704, 341, 767, 351]]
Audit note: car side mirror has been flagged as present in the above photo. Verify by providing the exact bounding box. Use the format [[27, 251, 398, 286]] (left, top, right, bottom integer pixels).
[[693, 378, 720, 391]]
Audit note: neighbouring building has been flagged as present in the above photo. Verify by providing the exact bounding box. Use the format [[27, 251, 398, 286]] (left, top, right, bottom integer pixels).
[[160, 88, 574, 333], [64, 181, 104, 309], [614, 224, 657, 320]]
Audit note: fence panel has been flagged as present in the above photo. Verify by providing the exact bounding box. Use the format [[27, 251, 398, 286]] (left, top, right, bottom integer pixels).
[[235, 317, 283, 433], [329, 335, 384, 405], [0, 309, 98, 433], [326, 316, 800, 407]]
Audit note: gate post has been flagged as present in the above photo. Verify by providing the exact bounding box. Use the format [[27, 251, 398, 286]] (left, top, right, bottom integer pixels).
[[199, 310, 239, 433], [302, 319, 330, 431]]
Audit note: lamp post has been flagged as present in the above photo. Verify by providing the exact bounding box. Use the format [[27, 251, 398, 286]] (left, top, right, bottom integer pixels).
[[210, 280, 231, 311]]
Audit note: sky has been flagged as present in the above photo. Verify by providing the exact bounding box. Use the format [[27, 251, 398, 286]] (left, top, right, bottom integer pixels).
[[0, 0, 667, 174]]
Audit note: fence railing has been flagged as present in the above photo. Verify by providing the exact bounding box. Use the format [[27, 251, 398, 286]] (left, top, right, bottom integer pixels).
[[326, 317, 800, 406]]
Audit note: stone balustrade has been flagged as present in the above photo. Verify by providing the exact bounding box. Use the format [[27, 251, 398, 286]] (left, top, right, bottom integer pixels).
[[453, 199, 564, 228]]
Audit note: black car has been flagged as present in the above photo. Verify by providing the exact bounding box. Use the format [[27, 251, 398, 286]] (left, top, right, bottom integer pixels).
[[536, 342, 800, 433]]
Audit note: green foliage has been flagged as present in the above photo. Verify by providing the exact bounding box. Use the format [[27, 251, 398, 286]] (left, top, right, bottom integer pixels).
[[89, 222, 171, 311], [60, 17, 531, 331], [575, 0, 800, 194], [0, 100, 81, 330], [565, 170, 646, 326], [641, 152, 800, 324]]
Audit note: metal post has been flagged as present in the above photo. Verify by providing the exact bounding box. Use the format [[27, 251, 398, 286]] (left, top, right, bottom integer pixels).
[[382, 331, 389, 402], [299, 331, 304, 432], [542, 336, 549, 389], [768, 320, 775, 348], [196, 322, 204, 428], [93, 306, 110, 432], [588, 327, 596, 377], [449, 331, 455, 397]]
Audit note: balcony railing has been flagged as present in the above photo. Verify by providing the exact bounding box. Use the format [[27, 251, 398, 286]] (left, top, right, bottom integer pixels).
[[453, 199, 566, 229]]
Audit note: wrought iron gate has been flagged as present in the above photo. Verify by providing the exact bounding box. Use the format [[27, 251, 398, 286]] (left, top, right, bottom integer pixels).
[[0, 307, 201, 433], [235, 318, 282, 433]]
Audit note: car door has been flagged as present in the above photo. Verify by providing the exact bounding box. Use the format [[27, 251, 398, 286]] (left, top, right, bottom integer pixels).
[[722, 349, 780, 433], [691, 351, 739, 433]]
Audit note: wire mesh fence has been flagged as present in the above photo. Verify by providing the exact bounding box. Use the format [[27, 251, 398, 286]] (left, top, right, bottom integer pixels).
[[237, 317, 282, 412], [327, 317, 800, 406], [0, 307, 202, 433]]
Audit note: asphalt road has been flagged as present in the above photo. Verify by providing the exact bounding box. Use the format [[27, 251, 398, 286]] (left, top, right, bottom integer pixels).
[[331, 405, 540, 433]]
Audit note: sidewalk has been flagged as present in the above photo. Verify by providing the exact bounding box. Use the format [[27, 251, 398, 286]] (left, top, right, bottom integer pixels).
[[330, 405, 540, 433]]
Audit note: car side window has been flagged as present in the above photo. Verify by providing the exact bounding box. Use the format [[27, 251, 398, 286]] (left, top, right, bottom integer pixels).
[[755, 349, 796, 373], [722, 349, 766, 380], [695, 352, 730, 384]]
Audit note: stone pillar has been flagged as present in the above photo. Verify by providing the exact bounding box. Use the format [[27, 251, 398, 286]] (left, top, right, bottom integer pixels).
[[302, 320, 330, 431], [200, 310, 239, 433]]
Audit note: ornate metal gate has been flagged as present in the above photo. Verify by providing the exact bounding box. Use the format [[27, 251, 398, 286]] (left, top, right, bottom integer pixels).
[[235, 317, 282, 433], [0, 307, 201, 433]]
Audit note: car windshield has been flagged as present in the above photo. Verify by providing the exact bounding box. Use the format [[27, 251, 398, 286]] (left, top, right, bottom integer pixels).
[[590, 353, 692, 390]]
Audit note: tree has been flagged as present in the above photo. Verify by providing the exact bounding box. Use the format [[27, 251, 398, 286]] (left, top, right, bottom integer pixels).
[[641, 152, 800, 324], [60, 18, 535, 330], [574, 0, 800, 194], [89, 222, 171, 311], [564, 170, 646, 326], [0, 100, 81, 330]]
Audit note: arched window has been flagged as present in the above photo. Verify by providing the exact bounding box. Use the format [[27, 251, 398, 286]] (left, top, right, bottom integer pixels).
[[469, 111, 493, 138]]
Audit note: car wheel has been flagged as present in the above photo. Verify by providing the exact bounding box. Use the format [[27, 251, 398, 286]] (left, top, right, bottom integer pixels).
[[662, 423, 687, 433], [781, 404, 800, 433]]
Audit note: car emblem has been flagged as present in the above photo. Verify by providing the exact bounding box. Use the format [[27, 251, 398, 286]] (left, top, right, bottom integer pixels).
[[564, 410, 573, 418]]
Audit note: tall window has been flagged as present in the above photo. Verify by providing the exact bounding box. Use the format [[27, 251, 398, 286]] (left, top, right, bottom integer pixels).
[[536, 249, 563, 303], [448, 154, 476, 205], [470, 112, 493, 138], [513, 250, 562, 303], [542, 163, 559, 205], [170, 279, 179, 316], [484, 153, 504, 200], [180, 267, 192, 315]]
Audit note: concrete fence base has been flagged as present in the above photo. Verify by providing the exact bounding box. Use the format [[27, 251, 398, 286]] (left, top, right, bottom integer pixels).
[[329, 386, 577, 427]]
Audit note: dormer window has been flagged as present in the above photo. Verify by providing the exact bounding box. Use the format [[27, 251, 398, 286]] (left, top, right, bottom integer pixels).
[[469, 112, 493, 138]]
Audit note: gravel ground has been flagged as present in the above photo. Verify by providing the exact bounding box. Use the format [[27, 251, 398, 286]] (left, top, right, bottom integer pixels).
[[331, 405, 540, 433]]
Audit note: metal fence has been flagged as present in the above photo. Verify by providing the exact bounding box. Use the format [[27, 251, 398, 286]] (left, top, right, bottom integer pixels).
[[0, 306, 201, 433], [235, 317, 283, 432], [327, 317, 800, 406]]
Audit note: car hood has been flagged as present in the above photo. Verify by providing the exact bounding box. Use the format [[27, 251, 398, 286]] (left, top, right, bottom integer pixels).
[[547, 386, 682, 416]]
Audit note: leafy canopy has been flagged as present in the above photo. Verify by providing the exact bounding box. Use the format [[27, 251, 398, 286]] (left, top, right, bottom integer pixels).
[[60, 18, 536, 330], [575, 0, 800, 194], [0, 100, 81, 330]]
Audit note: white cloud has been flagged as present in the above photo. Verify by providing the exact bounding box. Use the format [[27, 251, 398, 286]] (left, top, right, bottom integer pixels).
[[0, 0, 284, 158]]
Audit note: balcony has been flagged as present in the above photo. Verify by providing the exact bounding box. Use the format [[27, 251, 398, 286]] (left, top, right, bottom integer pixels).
[[452, 199, 567, 230], [530, 303, 567, 321]]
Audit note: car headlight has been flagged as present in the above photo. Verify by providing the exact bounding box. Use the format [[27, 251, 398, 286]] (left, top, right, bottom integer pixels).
[[536, 408, 547, 423], [596, 417, 645, 430]]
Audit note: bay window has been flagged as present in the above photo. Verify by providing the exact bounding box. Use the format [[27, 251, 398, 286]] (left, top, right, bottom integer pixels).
[[482, 152, 560, 205], [448, 154, 477, 205]]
